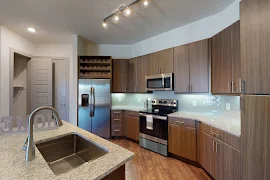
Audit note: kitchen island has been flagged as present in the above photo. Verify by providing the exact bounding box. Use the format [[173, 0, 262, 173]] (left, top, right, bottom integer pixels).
[[0, 121, 134, 180]]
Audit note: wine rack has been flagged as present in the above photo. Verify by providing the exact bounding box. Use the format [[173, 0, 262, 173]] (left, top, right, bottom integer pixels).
[[78, 56, 112, 79]]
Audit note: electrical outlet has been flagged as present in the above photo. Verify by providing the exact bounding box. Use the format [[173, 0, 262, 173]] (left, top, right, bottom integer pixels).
[[118, 98, 122, 103], [226, 103, 231, 110], [138, 98, 141, 102], [193, 101, 197, 107]]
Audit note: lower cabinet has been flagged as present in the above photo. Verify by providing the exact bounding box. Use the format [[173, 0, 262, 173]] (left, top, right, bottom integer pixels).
[[199, 131, 240, 180], [168, 124, 197, 161], [125, 113, 140, 141], [111, 110, 139, 141]]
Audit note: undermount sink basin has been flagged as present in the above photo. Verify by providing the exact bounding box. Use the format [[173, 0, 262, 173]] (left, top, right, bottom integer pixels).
[[35, 133, 109, 175]]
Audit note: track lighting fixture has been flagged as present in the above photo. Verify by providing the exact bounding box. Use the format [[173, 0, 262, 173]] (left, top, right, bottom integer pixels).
[[102, 0, 150, 29]]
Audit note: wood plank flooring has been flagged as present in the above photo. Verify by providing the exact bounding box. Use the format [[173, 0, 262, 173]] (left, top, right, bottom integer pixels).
[[111, 139, 211, 180]]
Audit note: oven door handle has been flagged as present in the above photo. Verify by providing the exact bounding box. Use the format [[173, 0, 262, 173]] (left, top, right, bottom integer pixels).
[[139, 113, 167, 121]]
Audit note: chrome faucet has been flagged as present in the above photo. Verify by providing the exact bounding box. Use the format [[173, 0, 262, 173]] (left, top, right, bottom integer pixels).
[[22, 106, 63, 162]]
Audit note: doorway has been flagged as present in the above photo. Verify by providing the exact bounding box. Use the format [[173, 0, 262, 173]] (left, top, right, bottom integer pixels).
[[10, 52, 69, 122], [52, 59, 69, 122]]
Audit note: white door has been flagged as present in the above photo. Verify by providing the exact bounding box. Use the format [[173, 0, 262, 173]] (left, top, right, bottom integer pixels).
[[53, 59, 68, 122], [29, 58, 53, 111]]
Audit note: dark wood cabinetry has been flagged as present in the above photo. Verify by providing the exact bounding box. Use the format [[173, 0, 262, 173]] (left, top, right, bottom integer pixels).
[[127, 58, 137, 93], [241, 95, 270, 180], [199, 123, 240, 180], [111, 110, 139, 141], [147, 48, 174, 75], [78, 56, 112, 79], [174, 39, 209, 93], [211, 21, 240, 94], [111, 110, 125, 137], [137, 55, 148, 93], [125, 111, 139, 141], [112, 59, 128, 93], [168, 118, 197, 161], [240, 0, 270, 94]]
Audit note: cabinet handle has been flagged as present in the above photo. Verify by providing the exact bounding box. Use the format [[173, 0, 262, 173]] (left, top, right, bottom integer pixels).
[[213, 140, 215, 152], [211, 131, 220, 137], [190, 85, 193, 92], [114, 129, 120, 132], [232, 81, 235, 93], [125, 86, 127, 92], [114, 119, 120, 121], [239, 78, 246, 93], [176, 121, 185, 126], [216, 142, 219, 153], [228, 81, 232, 92]]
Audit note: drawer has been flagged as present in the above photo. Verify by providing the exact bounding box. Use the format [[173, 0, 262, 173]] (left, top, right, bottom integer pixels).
[[111, 126, 124, 136], [168, 117, 196, 128], [200, 122, 240, 150], [111, 116, 123, 126], [125, 110, 139, 117], [111, 110, 123, 117]]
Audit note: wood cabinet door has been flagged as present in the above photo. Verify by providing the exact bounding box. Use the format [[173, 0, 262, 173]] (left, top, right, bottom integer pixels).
[[189, 39, 209, 93], [157, 48, 174, 74], [241, 95, 270, 180], [125, 115, 139, 141], [112, 59, 128, 93], [168, 124, 196, 161], [231, 21, 241, 93], [173, 44, 190, 93], [137, 55, 148, 93], [241, 0, 270, 94], [199, 132, 217, 179], [147, 53, 159, 76], [211, 27, 233, 93], [127, 58, 137, 93], [216, 141, 240, 180]]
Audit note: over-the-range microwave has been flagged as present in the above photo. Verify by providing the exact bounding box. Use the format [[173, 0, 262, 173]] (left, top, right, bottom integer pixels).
[[145, 73, 174, 91]]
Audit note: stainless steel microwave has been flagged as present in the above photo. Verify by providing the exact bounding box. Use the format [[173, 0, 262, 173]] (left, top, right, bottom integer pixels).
[[145, 73, 174, 91]]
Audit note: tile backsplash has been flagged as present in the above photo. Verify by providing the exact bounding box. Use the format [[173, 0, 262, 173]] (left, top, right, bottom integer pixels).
[[112, 92, 240, 115]]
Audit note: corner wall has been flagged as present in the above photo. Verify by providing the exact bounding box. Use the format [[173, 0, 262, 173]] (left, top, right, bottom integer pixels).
[[0, 26, 36, 117]]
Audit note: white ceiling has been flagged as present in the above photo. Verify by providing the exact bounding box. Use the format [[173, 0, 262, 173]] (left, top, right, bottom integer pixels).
[[0, 0, 235, 44]]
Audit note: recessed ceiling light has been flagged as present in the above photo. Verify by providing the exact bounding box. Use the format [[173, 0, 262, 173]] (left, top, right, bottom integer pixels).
[[27, 27, 36, 33], [144, 0, 149, 6]]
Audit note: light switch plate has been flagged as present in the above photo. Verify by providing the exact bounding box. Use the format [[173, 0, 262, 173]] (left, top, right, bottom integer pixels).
[[193, 101, 197, 107], [226, 103, 231, 110]]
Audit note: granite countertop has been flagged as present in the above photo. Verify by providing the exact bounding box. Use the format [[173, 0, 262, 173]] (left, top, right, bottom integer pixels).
[[111, 106, 145, 112], [0, 121, 134, 180], [168, 111, 241, 137]]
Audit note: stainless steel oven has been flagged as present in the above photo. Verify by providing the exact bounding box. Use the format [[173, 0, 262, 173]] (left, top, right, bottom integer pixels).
[[139, 99, 178, 156], [145, 73, 173, 91]]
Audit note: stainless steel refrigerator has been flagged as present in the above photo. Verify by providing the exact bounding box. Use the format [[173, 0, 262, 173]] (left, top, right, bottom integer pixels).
[[78, 79, 111, 139]]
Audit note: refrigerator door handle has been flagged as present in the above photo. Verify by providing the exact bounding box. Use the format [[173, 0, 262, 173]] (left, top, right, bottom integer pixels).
[[93, 87, 96, 115], [90, 87, 94, 117]]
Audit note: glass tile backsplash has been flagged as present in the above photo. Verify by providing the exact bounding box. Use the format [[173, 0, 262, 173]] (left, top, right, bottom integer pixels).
[[112, 92, 240, 114]]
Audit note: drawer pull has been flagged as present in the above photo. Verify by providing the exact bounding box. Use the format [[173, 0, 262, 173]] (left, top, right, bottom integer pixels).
[[113, 119, 120, 121], [113, 112, 121, 115], [114, 129, 120, 132], [211, 131, 220, 137], [176, 121, 185, 125]]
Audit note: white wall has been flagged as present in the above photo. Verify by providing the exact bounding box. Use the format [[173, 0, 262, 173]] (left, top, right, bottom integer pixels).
[[84, 0, 240, 59], [131, 0, 240, 57], [34, 43, 77, 125], [0, 26, 36, 117]]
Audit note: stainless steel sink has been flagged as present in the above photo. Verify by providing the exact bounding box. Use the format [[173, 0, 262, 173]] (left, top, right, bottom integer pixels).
[[35, 133, 109, 175]]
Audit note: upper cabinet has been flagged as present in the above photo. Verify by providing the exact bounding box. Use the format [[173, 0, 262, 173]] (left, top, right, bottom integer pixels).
[[112, 59, 128, 93], [127, 56, 148, 93], [174, 39, 210, 93], [241, 0, 270, 94], [127, 58, 138, 93], [147, 48, 174, 75], [211, 21, 240, 94]]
